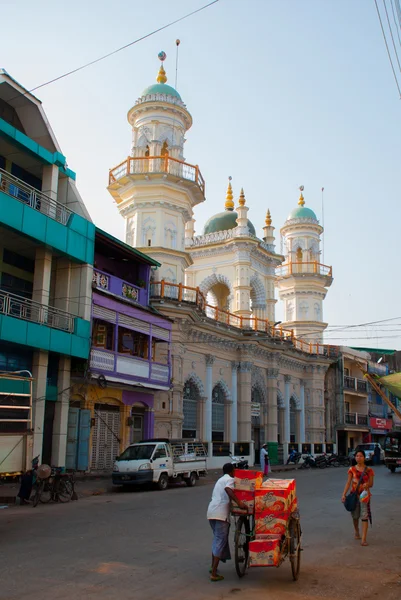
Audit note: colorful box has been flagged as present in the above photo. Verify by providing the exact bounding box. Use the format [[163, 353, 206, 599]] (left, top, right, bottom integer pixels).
[[255, 489, 291, 513], [248, 538, 282, 567], [254, 533, 283, 541], [231, 490, 255, 514], [234, 469, 263, 491], [255, 511, 290, 536]]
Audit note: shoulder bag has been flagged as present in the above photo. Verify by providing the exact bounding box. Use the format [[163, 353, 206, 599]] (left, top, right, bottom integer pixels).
[[344, 467, 366, 512]]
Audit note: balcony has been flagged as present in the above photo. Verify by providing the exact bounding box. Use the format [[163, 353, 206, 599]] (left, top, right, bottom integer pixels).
[[108, 155, 205, 199], [0, 168, 71, 226], [90, 348, 170, 386], [344, 376, 368, 394], [276, 262, 332, 278], [369, 403, 386, 417], [0, 289, 75, 332], [345, 412, 369, 427], [92, 269, 147, 306]]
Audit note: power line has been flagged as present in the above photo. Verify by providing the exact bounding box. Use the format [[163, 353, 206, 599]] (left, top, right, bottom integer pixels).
[[390, 0, 401, 48], [14, 0, 221, 98], [374, 0, 401, 98], [383, 0, 401, 72]]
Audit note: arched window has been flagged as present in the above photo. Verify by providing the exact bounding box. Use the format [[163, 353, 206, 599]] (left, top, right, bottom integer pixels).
[[251, 387, 262, 428], [183, 380, 200, 438], [161, 140, 169, 157], [296, 247, 303, 262], [212, 384, 225, 442]]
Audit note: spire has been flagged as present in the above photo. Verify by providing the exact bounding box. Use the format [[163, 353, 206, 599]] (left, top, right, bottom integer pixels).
[[225, 177, 234, 210], [298, 193, 305, 207], [238, 188, 246, 206], [157, 50, 167, 84], [265, 209, 272, 226]]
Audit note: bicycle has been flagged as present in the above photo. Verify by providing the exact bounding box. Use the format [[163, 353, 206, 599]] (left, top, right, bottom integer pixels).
[[32, 468, 75, 507]]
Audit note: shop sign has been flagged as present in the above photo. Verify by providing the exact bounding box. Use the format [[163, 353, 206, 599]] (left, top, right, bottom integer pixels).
[[369, 417, 392, 430], [251, 402, 260, 417]]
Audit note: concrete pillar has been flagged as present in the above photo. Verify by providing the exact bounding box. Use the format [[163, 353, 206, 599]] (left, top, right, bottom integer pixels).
[[51, 356, 71, 467], [224, 401, 232, 442], [69, 263, 93, 320], [283, 375, 291, 461], [237, 361, 252, 441], [198, 397, 207, 441], [266, 368, 279, 442], [145, 407, 155, 438], [32, 248, 52, 306], [42, 164, 59, 200], [32, 351, 49, 461], [53, 258, 71, 313], [230, 362, 239, 443], [299, 379, 306, 444], [205, 355, 214, 442]]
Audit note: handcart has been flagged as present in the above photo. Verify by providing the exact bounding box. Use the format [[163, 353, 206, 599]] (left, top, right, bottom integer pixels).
[[232, 505, 302, 581]]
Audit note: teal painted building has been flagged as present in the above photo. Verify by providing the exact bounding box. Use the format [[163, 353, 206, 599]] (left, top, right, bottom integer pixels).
[[0, 69, 94, 472]]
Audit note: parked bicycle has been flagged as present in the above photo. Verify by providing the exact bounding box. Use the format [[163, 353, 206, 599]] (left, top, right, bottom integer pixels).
[[32, 466, 76, 507]]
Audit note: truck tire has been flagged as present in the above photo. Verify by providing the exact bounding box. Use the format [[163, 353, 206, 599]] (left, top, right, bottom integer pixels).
[[157, 473, 169, 491], [185, 472, 197, 487]]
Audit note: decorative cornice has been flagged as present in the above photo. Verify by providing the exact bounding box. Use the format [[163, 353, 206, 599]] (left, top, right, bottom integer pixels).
[[239, 361, 253, 372], [284, 374, 292, 383], [231, 361, 240, 372], [205, 354, 215, 366], [267, 368, 279, 379]]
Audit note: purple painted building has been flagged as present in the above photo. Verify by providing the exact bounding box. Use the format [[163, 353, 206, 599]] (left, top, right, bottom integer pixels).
[[86, 229, 172, 465]]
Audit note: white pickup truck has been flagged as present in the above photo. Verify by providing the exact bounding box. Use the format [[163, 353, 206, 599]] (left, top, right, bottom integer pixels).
[[112, 439, 208, 490]]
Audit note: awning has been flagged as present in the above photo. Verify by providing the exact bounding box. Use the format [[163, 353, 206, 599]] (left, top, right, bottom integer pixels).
[[378, 372, 401, 399]]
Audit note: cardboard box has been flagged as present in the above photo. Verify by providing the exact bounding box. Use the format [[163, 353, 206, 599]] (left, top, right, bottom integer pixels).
[[255, 511, 290, 536], [234, 469, 263, 491], [248, 538, 281, 567], [231, 490, 255, 514], [260, 478, 296, 505], [255, 489, 291, 513], [254, 533, 283, 541]]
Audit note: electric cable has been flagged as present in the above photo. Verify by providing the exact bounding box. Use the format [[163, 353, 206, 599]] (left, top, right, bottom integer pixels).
[[374, 0, 401, 97], [390, 0, 401, 48], [383, 0, 401, 72]]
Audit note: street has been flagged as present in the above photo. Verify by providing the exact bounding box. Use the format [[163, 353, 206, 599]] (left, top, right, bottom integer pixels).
[[1, 466, 400, 600]]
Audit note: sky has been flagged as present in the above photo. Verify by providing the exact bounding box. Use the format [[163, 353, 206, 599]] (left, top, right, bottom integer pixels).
[[2, 0, 401, 350]]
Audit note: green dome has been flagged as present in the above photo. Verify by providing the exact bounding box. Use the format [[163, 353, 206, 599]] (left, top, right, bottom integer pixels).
[[141, 83, 182, 100], [204, 209, 256, 236], [287, 206, 317, 221]]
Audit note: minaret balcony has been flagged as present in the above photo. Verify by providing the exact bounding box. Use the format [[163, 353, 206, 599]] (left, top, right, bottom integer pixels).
[[276, 261, 332, 279], [108, 155, 205, 203]]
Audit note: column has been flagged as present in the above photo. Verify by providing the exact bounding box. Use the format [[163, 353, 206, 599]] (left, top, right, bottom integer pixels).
[[51, 356, 71, 467], [53, 258, 71, 313], [32, 350, 49, 460], [198, 396, 207, 441], [266, 368, 279, 443], [32, 248, 52, 307], [231, 362, 239, 443], [145, 407, 155, 438], [205, 355, 214, 442], [42, 164, 59, 200], [299, 379, 306, 444], [237, 361, 252, 442], [283, 375, 291, 461]]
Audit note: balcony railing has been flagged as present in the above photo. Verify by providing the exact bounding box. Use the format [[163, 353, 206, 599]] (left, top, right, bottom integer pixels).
[[345, 412, 369, 426], [150, 280, 339, 359], [344, 376, 368, 393], [0, 168, 72, 226], [0, 289, 75, 333], [276, 262, 332, 277], [92, 269, 146, 305], [90, 348, 170, 384], [369, 403, 386, 417], [109, 155, 205, 195]]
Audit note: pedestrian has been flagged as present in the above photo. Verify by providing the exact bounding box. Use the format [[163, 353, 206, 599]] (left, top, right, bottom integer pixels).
[[206, 463, 246, 582], [342, 449, 374, 546], [260, 443, 269, 476], [373, 444, 381, 466]]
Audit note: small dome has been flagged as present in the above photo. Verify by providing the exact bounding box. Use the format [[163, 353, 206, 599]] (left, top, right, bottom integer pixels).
[[287, 206, 317, 221], [204, 210, 256, 236], [141, 82, 182, 100]]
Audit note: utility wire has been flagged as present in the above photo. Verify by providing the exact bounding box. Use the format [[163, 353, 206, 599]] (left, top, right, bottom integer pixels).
[[12, 0, 220, 98], [374, 0, 401, 98], [390, 0, 401, 47], [383, 0, 401, 72]]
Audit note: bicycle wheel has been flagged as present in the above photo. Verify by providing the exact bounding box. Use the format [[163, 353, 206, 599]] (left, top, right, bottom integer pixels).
[[40, 479, 52, 503], [32, 480, 44, 507], [57, 478, 73, 503], [289, 518, 301, 581], [234, 516, 250, 578]]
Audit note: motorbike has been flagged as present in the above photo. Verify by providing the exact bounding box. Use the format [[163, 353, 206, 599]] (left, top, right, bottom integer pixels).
[[314, 454, 327, 469], [229, 451, 248, 469], [286, 450, 302, 464], [326, 453, 341, 467], [300, 453, 317, 469]]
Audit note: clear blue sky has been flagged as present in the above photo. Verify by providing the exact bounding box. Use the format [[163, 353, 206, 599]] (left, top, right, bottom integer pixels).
[[2, 0, 401, 349]]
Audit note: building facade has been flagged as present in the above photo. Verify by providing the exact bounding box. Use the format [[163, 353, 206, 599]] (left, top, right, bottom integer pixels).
[[107, 54, 336, 464], [70, 228, 172, 471], [0, 70, 93, 473]]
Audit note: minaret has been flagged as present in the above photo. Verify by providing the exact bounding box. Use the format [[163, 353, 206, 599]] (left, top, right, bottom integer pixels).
[[108, 52, 205, 284], [276, 190, 333, 342]]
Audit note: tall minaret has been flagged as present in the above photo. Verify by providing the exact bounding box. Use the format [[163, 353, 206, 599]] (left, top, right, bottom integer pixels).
[[276, 190, 333, 342], [108, 52, 205, 284]]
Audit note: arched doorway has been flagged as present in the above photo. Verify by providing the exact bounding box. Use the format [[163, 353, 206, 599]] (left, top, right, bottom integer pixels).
[[183, 379, 200, 438], [212, 383, 225, 442]]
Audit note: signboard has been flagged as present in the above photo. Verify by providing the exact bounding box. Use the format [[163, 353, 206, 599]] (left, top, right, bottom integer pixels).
[[369, 417, 392, 430], [251, 403, 260, 418]]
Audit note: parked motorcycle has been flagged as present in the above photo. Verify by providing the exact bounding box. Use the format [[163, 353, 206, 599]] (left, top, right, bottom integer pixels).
[[229, 452, 248, 469], [326, 453, 341, 467], [300, 453, 317, 469], [314, 454, 327, 469], [286, 450, 302, 465]]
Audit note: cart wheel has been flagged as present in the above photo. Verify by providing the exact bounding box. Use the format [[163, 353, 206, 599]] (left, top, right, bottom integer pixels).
[[289, 518, 301, 581], [32, 480, 44, 508], [234, 516, 250, 578]]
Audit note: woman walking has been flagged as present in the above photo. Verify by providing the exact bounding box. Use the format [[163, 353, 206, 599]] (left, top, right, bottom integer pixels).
[[342, 449, 374, 546], [260, 444, 269, 477]]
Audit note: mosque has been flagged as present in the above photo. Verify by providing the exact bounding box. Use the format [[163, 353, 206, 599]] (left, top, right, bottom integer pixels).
[[107, 53, 334, 464]]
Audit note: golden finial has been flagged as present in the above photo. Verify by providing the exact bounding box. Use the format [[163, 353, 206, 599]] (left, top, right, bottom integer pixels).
[[157, 50, 167, 84], [298, 185, 305, 206], [225, 177, 234, 210], [265, 209, 272, 226], [238, 188, 246, 206]]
